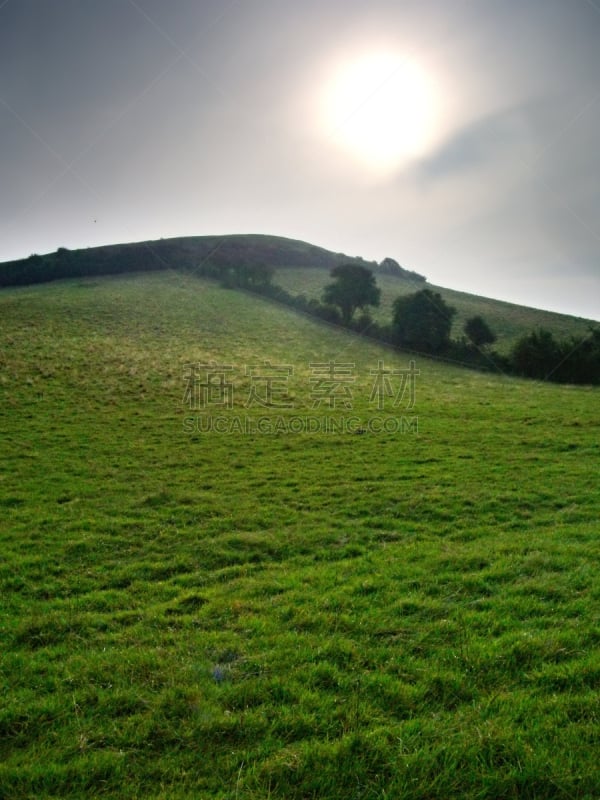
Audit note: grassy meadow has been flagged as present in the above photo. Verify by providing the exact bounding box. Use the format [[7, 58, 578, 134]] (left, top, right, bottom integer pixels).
[[1, 272, 599, 799], [273, 267, 596, 353]]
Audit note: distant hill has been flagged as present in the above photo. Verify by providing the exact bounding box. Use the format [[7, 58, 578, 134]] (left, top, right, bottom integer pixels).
[[0, 234, 426, 288]]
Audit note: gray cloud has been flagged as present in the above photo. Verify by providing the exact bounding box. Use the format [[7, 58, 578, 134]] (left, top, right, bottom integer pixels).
[[411, 104, 539, 182], [0, 0, 598, 318]]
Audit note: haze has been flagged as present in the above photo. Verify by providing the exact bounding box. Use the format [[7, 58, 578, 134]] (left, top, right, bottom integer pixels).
[[1, 0, 599, 319]]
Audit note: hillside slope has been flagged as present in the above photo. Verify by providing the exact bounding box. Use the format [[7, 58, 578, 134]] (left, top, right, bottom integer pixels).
[[274, 267, 597, 352], [1, 273, 599, 799], [1, 233, 593, 355]]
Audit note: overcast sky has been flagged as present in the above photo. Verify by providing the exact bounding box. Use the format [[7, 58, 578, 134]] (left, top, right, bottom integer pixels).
[[1, 0, 599, 319]]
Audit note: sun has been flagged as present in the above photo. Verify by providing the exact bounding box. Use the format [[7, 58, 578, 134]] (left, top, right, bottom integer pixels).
[[321, 51, 438, 173]]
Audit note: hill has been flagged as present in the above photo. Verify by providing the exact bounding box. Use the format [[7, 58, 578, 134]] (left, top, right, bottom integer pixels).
[[1, 272, 599, 799], [0, 233, 425, 289], [1, 234, 593, 356]]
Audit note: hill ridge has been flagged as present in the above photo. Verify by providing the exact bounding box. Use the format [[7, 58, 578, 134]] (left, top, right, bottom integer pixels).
[[0, 233, 425, 288]]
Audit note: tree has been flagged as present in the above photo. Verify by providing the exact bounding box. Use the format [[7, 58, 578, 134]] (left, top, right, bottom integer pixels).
[[510, 328, 561, 380], [511, 327, 600, 384], [392, 289, 456, 353], [220, 262, 274, 290], [378, 257, 426, 282], [378, 257, 403, 275], [322, 264, 380, 325], [464, 315, 497, 348], [242, 262, 274, 290]]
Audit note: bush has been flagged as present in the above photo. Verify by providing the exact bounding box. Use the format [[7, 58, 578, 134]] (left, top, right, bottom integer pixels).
[[392, 289, 456, 353], [510, 327, 600, 384], [464, 315, 497, 348]]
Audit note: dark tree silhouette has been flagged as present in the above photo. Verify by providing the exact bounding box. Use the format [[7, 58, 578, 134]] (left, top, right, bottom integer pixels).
[[510, 328, 561, 380], [392, 289, 456, 353], [511, 327, 600, 384], [464, 315, 497, 348], [322, 264, 380, 325], [220, 262, 274, 290]]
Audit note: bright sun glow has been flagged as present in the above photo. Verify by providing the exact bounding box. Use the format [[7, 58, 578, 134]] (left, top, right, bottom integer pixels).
[[321, 51, 438, 173]]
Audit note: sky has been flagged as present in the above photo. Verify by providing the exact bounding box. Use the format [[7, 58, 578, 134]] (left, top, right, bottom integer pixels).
[[1, 0, 599, 320]]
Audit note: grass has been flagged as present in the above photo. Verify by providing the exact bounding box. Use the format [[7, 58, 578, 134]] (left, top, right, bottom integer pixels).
[[1, 272, 599, 799], [274, 267, 596, 352]]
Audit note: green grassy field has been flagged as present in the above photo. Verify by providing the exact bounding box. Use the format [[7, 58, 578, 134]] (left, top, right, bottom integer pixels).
[[1, 272, 599, 799], [274, 267, 596, 352]]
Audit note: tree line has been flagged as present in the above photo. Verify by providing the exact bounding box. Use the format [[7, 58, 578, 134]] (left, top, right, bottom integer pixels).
[[199, 260, 600, 386], [3, 249, 597, 384]]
